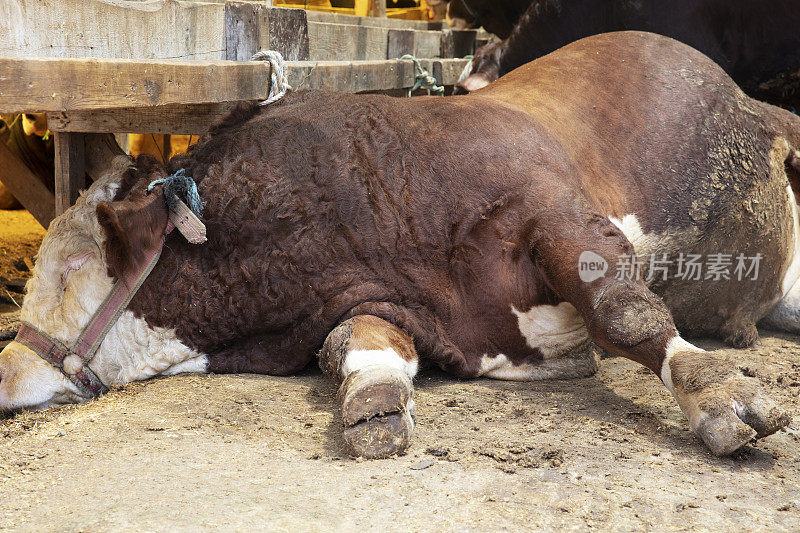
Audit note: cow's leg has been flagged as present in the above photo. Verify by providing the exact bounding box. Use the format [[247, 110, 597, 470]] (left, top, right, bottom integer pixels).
[[532, 209, 791, 455], [758, 267, 800, 335], [318, 315, 418, 459]]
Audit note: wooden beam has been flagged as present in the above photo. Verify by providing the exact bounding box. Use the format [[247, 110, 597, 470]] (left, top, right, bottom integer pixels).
[[0, 142, 55, 228], [286, 58, 470, 93], [0, 57, 273, 114], [54, 132, 86, 216], [28, 59, 470, 122], [47, 103, 239, 135]]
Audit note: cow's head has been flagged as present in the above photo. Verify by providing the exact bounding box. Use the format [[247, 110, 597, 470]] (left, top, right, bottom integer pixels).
[[0, 155, 184, 413], [456, 40, 505, 94], [446, 0, 477, 31]]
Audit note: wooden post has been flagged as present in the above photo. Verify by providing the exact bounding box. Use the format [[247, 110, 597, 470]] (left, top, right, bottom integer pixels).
[[372, 0, 387, 18], [0, 142, 55, 228], [53, 132, 86, 216]]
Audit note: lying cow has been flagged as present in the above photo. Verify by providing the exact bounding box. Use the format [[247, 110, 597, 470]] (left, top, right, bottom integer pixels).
[[458, 0, 800, 110], [1, 32, 797, 458]]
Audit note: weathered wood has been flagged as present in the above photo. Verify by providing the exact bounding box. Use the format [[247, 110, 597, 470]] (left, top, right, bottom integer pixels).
[[308, 23, 389, 61], [268, 7, 310, 61], [287, 58, 470, 92], [371, 0, 387, 18], [0, 142, 54, 227], [84, 133, 128, 181], [414, 30, 443, 59], [225, 2, 268, 61], [47, 103, 240, 134], [441, 30, 477, 58], [16, 58, 471, 117], [0, 57, 273, 114], [387, 29, 414, 59], [54, 132, 86, 217], [1, 0, 227, 60], [305, 9, 439, 30]]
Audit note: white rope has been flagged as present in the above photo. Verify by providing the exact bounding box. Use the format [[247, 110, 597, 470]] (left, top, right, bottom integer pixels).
[[250, 50, 292, 105]]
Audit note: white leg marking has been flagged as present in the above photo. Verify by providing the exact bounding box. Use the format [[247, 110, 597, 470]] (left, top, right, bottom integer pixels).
[[341, 349, 418, 380], [511, 302, 587, 359], [609, 214, 646, 248], [661, 336, 704, 396], [161, 355, 210, 376], [478, 350, 598, 381], [780, 185, 800, 297]]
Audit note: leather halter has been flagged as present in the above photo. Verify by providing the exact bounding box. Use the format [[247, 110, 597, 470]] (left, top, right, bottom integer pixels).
[[13, 222, 173, 398]]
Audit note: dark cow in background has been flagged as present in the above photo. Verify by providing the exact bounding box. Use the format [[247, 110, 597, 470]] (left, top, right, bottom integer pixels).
[[0, 32, 797, 459], [458, 0, 800, 111], [437, 0, 532, 39]]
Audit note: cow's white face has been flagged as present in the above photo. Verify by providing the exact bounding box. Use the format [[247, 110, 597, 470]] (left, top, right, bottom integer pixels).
[[0, 156, 205, 413]]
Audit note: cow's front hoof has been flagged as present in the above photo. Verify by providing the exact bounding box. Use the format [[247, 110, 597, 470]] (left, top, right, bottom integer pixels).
[[338, 366, 415, 459], [669, 350, 791, 456], [343, 406, 415, 459]]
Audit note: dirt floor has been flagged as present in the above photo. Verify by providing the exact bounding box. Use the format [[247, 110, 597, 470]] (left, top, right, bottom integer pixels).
[[1, 209, 799, 531]]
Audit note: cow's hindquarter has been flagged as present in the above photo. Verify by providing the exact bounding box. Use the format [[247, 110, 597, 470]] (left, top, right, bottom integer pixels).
[[483, 32, 799, 346]]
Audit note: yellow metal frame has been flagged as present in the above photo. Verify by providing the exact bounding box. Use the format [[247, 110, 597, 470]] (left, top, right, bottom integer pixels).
[[274, 0, 431, 20]]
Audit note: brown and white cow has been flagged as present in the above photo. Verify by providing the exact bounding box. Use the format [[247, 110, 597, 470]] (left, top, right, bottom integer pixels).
[[0, 32, 797, 458]]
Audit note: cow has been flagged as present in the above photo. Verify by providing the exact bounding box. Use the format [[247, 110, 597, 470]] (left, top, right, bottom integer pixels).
[[0, 32, 797, 459], [457, 0, 800, 110], [443, 0, 532, 39]]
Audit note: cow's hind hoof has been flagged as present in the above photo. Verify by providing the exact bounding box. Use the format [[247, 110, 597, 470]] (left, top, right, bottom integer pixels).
[[670, 350, 791, 456], [339, 366, 415, 459]]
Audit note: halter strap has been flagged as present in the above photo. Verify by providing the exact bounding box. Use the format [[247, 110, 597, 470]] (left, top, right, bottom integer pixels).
[[13, 226, 170, 398]]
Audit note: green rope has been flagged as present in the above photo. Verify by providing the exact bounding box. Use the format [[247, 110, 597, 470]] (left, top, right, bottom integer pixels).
[[399, 54, 445, 97]]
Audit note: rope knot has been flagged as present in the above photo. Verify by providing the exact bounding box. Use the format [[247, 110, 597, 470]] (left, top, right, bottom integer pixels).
[[147, 169, 204, 216], [251, 50, 292, 105], [399, 54, 445, 97]]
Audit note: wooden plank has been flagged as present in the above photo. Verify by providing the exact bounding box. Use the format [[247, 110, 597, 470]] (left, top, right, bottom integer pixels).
[[47, 103, 240, 134], [19, 59, 470, 122], [308, 23, 389, 61], [305, 9, 439, 30], [414, 30, 443, 59], [1, 0, 227, 60], [286, 58, 470, 92], [0, 141, 54, 227], [54, 132, 86, 216], [441, 30, 477, 58], [268, 7, 310, 61], [0, 57, 273, 114], [387, 29, 414, 59], [225, 2, 269, 62]]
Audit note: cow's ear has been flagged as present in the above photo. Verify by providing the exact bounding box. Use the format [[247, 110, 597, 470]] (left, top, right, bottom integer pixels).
[[96, 190, 169, 280], [113, 154, 164, 201]]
